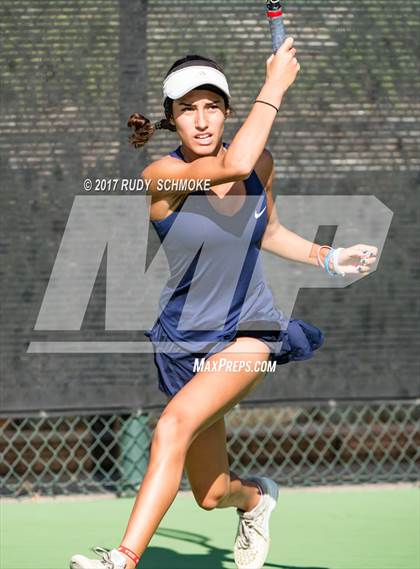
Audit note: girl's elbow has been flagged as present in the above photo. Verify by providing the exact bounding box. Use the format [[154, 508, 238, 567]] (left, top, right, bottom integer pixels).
[[222, 156, 252, 181]]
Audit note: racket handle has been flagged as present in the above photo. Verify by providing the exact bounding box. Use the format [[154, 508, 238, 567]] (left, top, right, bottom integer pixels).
[[266, 1, 286, 54]]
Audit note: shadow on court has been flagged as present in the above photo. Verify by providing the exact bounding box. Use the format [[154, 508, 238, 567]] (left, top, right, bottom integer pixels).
[[138, 528, 329, 569]]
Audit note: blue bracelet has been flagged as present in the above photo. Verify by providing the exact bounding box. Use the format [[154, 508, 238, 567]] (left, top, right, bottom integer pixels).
[[324, 249, 337, 276]]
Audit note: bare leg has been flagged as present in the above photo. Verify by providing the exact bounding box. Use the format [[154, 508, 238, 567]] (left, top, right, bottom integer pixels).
[[118, 337, 270, 568], [185, 417, 263, 513]]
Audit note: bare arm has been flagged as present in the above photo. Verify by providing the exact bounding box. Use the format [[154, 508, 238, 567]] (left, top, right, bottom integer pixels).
[[260, 155, 378, 275], [142, 37, 300, 192], [259, 151, 334, 270]]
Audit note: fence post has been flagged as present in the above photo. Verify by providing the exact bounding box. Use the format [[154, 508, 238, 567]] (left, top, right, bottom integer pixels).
[[119, 412, 151, 496]]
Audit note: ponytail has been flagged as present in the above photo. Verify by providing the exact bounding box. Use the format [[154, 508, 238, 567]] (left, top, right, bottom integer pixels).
[[127, 112, 176, 149]]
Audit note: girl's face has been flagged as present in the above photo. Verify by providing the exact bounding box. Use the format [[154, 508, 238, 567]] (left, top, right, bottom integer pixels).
[[170, 89, 229, 156]]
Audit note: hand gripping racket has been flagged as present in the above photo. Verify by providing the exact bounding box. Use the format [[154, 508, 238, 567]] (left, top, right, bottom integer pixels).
[[266, 1, 287, 53]]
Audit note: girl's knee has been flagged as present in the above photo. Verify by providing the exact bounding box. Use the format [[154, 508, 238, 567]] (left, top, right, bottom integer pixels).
[[152, 412, 191, 449]]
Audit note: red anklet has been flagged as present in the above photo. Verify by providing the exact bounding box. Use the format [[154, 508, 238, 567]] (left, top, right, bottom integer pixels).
[[117, 545, 140, 566]]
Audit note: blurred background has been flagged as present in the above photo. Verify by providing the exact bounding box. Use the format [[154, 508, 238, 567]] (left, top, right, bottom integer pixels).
[[0, 0, 419, 499]]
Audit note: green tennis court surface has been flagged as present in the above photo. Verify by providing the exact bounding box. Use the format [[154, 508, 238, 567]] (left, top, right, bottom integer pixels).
[[2, 486, 419, 569]]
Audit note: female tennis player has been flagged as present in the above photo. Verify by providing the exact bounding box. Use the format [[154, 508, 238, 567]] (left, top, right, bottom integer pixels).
[[70, 37, 377, 569]]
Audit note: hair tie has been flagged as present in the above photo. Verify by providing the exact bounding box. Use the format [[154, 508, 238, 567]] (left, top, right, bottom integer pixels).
[[254, 99, 279, 113]]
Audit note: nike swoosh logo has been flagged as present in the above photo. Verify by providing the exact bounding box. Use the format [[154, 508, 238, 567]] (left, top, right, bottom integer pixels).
[[254, 205, 267, 219]]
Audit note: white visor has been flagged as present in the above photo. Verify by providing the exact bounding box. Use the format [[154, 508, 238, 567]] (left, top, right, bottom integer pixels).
[[163, 65, 231, 101]]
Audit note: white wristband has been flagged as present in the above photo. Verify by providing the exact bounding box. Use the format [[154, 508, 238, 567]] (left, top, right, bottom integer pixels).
[[332, 247, 345, 277]]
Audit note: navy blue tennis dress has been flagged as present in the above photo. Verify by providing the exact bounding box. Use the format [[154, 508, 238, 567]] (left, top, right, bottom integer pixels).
[[145, 142, 325, 398]]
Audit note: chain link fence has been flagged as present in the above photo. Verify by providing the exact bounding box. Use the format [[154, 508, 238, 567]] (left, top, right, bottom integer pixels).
[[1, 400, 418, 497]]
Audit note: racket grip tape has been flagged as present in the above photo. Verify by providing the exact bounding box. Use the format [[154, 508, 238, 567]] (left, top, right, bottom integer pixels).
[[266, 1, 287, 54]]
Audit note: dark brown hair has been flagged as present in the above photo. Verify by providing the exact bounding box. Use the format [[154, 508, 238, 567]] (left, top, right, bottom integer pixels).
[[127, 54, 230, 149]]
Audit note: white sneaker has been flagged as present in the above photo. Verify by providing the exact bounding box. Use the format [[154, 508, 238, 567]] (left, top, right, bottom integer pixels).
[[233, 476, 279, 569], [70, 546, 128, 569]]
